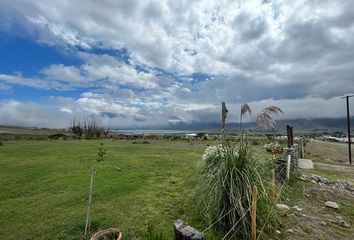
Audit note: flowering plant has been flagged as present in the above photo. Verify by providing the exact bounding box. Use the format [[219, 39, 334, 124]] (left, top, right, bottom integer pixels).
[[264, 142, 283, 153], [202, 144, 238, 162]]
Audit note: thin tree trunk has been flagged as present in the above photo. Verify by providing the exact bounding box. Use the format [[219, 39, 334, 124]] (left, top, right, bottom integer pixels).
[[85, 166, 96, 236]]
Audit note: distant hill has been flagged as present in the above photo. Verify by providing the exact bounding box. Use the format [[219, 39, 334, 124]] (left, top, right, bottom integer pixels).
[[159, 117, 354, 133], [1, 117, 353, 134]]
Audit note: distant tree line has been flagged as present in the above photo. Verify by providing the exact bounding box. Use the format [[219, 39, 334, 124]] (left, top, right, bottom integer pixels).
[[69, 115, 109, 139]]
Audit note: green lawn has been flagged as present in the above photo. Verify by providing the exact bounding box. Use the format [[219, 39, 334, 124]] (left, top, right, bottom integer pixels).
[[3, 138, 351, 240], [0, 140, 208, 239]]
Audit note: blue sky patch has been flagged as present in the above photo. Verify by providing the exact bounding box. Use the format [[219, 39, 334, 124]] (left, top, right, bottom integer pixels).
[[0, 36, 82, 75]]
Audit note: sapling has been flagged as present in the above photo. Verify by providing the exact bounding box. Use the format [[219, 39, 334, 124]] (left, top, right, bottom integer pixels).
[[84, 143, 107, 236]]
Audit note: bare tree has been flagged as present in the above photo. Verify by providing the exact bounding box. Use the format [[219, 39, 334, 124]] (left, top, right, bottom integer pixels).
[[83, 115, 103, 138], [240, 103, 252, 131], [103, 128, 110, 138], [70, 115, 105, 139], [256, 106, 283, 140], [69, 118, 84, 139]]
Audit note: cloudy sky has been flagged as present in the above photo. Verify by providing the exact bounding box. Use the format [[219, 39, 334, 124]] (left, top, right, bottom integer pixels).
[[0, 0, 353, 128]]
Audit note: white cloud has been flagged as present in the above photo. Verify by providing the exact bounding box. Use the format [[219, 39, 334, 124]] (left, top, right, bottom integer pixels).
[[0, 73, 52, 89], [1, 0, 354, 127], [1, 96, 352, 129]]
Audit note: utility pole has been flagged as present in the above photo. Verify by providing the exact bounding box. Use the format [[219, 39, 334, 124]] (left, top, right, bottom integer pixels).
[[341, 95, 354, 164]]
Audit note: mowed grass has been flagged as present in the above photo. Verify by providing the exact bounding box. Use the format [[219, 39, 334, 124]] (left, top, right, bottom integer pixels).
[[0, 140, 209, 239]]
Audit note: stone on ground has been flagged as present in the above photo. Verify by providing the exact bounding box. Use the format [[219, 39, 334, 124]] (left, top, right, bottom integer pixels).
[[299, 158, 314, 169], [174, 220, 204, 240], [320, 221, 327, 226], [292, 206, 302, 212], [325, 201, 339, 209], [276, 204, 291, 211]]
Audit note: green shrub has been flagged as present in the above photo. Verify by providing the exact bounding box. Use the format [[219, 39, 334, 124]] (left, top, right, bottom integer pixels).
[[199, 135, 278, 239], [48, 133, 68, 140]]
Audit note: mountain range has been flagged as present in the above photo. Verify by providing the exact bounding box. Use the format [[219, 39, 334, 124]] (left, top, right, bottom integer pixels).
[[158, 117, 354, 133]]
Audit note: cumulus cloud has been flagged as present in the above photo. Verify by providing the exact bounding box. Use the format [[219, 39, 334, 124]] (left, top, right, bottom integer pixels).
[[0, 0, 354, 127]]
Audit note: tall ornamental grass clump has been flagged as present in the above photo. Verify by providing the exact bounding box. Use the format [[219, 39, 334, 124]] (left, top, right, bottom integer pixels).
[[199, 135, 278, 239]]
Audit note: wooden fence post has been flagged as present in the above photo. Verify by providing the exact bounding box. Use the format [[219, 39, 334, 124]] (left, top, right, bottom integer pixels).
[[271, 169, 276, 200], [300, 137, 304, 158], [286, 125, 291, 148], [286, 155, 291, 180], [290, 126, 294, 146], [251, 185, 258, 240], [221, 102, 228, 141]]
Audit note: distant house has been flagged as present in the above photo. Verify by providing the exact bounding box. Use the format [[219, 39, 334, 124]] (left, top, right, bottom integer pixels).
[[323, 136, 348, 143], [185, 133, 198, 140]]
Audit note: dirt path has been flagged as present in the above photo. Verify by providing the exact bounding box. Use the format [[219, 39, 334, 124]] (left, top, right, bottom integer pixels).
[[278, 141, 354, 240]]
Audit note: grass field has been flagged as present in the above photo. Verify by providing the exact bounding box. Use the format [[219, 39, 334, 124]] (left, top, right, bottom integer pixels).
[[0, 140, 210, 239], [1, 138, 353, 240]]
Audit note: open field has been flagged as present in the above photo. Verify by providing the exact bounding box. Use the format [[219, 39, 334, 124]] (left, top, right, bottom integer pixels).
[[0, 140, 209, 239], [1, 138, 353, 239]]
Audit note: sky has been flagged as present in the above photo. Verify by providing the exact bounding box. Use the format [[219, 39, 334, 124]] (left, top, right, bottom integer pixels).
[[0, 0, 353, 128]]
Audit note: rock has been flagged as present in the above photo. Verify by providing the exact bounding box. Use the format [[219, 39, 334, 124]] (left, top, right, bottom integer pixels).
[[276, 204, 291, 211], [311, 175, 326, 183], [336, 219, 349, 228], [300, 174, 308, 181], [334, 182, 345, 191], [292, 206, 302, 212], [174, 220, 204, 240], [325, 201, 339, 209], [311, 180, 317, 184], [90, 228, 122, 240], [320, 221, 327, 226]]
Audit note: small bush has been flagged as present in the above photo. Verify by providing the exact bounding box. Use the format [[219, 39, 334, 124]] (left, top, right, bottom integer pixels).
[[199, 135, 279, 239], [48, 133, 68, 140]]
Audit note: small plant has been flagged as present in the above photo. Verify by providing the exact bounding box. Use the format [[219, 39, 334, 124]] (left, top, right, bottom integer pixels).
[[96, 143, 107, 163], [147, 223, 169, 240], [85, 143, 107, 236]]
